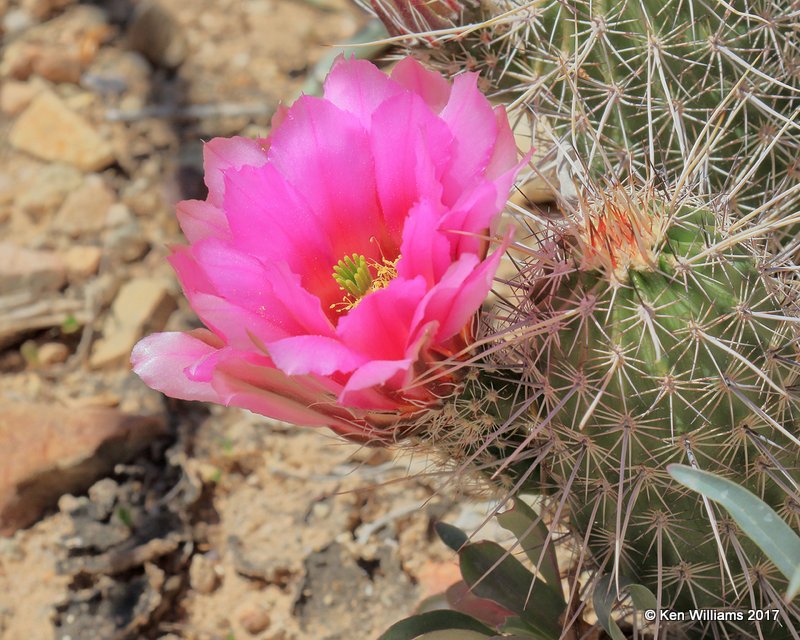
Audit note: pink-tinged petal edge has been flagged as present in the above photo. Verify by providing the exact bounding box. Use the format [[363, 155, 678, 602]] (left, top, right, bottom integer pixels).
[[267, 335, 367, 376], [203, 136, 269, 207], [176, 199, 230, 244], [323, 55, 405, 128], [131, 331, 222, 403], [391, 57, 451, 113], [413, 231, 511, 342], [337, 276, 427, 361]]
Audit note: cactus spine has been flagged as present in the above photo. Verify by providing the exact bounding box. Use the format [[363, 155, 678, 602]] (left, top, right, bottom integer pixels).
[[367, 0, 800, 226]]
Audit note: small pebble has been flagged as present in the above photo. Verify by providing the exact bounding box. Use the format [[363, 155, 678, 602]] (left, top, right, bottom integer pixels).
[[189, 553, 219, 594], [237, 602, 271, 635], [37, 342, 69, 366]]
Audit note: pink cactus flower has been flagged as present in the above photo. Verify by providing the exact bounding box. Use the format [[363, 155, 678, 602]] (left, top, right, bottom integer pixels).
[[131, 56, 522, 442]]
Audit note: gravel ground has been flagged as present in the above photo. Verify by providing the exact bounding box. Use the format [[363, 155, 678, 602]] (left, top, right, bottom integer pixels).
[[0, 1, 497, 638]]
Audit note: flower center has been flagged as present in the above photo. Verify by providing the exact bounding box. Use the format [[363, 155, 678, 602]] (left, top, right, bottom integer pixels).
[[331, 253, 399, 313]]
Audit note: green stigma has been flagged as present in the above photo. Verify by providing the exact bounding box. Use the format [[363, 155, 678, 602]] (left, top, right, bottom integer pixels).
[[332, 254, 373, 299]]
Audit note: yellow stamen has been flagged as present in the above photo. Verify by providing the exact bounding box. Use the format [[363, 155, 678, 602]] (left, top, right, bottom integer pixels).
[[330, 253, 400, 313]]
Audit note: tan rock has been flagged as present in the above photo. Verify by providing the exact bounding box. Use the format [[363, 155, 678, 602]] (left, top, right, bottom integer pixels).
[[127, 1, 188, 69], [237, 602, 271, 635], [0, 402, 165, 535], [31, 45, 82, 84], [189, 553, 219, 594], [0, 41, 38, 79], [111, 278, 176, 334], [90, 278, 175, 368], [14, 162, 83, 219], [9, 91, 115, 171], [415, 560, 461, 600], [89, 325, 140, 369], [0, 79, 45, 115], [64, 245, 102, 280], [21, 0, 76, 20], [2, 42, 83, 85], [36, 341, 70, 365], [54, 174, 116, 237], [107, 229, 149, 263], [0, 242, 66, 295], [105, 202, 133, 227]]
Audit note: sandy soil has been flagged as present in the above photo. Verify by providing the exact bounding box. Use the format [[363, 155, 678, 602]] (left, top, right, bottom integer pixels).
[[0, 0, 495, 637]]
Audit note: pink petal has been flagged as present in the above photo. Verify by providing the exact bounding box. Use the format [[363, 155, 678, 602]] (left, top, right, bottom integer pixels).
[[413, 246, 505, 342], [169, 248, 302, 347], [490, 150, 533, 210], [340, 317, 439, 407], [391, 57, 451, 113], [209, 353, 358, 428], [267, 96, 388, 256], [209, 352, 389, 439], [217, 353, 341, 403], [397, 198, 452, 286], [337, 382, 409, 410], [267, 335, 367, 376], [189, 292, 291, 349], [337, 276, 427, 360], [222, 163, 338, 306], [370, 92, 452, 236], [342, 359, 413, 397], [220, 359, 406, 429], [189, 238, 334, 338], [484, 106, 518, 181], [214, 373, 352, 429], [323, 55, 405, 128], [176, 199, 230, 244], [439, 73, 497, 206], [131, 332, 223, 403], [168, 245, 216, 298], [203, 136, 269, 207], [439, 180, 499, 256]]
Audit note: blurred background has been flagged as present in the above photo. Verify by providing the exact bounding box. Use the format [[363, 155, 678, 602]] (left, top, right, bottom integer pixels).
[[0, 1, 496, 637]]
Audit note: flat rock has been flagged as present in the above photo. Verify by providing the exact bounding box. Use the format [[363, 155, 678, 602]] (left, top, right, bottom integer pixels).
[[188, 553, 219, 594], [14, 162, 83, 219], [0, 241, 66, 295], [54, 174, 116, 236], [127, 0, 188, 69], [64, 245, 103, 281], [30, 45, 83, 84], [90, 278, 175, 369], [21, 0, 76, 20], [9, 91, 115, 171], [36, 341, 70, 366], [0, 402, 166, 535], [0, 78, 45, 115], [296, 543, 415, 638]]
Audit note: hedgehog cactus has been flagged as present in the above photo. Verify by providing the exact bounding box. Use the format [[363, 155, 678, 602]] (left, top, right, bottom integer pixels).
[[361, 2, 800, 635], [367, 0, 800, 223], [448, 177, 798, 637]]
